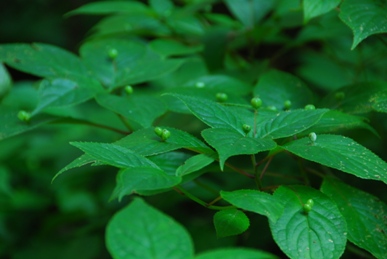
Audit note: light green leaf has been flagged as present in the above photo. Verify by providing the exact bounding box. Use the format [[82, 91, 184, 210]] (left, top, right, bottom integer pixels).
[[303, 0, 340, 23], [224, 0, 276, 26], [221, 190, 284, 223], [66, 1, 150, 16], [148, 151, 192, 176], [371, 91, 387, 113], [321, 177, 387, 259], [106, 198, 194, 259], [95, 93, 167, 129], [270, 186, 347, 259], [149, 39, 202, 58], [33, 77, 103, 115], [0, 63, 11, 99], [111, 167, 181, 200], [80, 39, 182, 88], [253, 70, 314, 109], [213, 209, 249, 237], [176, 153, 215, 177], [339, 0, 387, 49], [195, 248, 278, 259], [0, 43, 88, 79], [282, 134, 387, 183], [70, 142, 158, 169], [202, 128, 276, 170]]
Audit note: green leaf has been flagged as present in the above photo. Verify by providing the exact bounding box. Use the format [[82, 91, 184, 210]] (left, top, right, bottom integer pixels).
[[70, 142, 158, 169], [371, 91, 387, 113], [176, 153, 215, 177], [149, 39, 202, 58], [149, 0, 174, 16], [253, 70, 313, 109], [80, 39, 182, 88], [270, 186, 347, 259], [106, 198, 194, 259], [66, 1, 150, 16], [195, 248, 278, 259], [95, 93, 167, 129], [321, 177, 387, 259], [0, 63, 11, 99], [111, 167, 181, 200], [339, 0, 387, 49], [202, 128, 276, 170], [213, 209, 249, 237], [0, 43, 88, 79], [282, 134, 387, 183], [221, 190, 284, 223], [0, 166, 12, 196], [33, 77, 102, 115], [303, 0, 340, 23], [224, 0, 276, 26]]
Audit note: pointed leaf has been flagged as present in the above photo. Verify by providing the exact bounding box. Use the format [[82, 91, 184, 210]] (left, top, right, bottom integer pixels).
[[106, 198, 194, 259], [202, 128, 276, 170], [321, 177, 387, 259], [66, 1, 150, 16], [270, 186, 347, 259], [111, 167, 181, 200], [213, 209, 249, 238], [339, 0, 387, 49], [221, 190, 284, 223], [224, 0, 276, 26], [176, 153, 216, 177], [282, 134, 387, 183], [195, 248, 278, 259], [149, 39, 202, 58], [303, 0, 340, 23]]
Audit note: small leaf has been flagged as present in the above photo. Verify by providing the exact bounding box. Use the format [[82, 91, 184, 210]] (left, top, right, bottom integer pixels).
[[213, 209, 249, 238], [65, 1, 150, 16], [224, 0, 276, 26], [303, 0, 341, 23], [270, 186, 347, 259], [195, 248, 278, 259], [202, 128, 276, 170], [282, 134, 387, 183], [106, 198, 194, 259], [111, 167, 181, 200], [339, 0, 387, 49], [221, 190, 284, 223], [321, 177, 387, 259], [176, 153, 215, 177]]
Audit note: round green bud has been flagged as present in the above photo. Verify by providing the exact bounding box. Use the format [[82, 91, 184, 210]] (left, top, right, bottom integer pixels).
[[309, 132, 317, 142], [216, 93, 228, 102], [303, 203, 313, 213], [335, 92, 345, 101], [154, 127, 163, 137], [284, 100, 292, 110], [251, 97, 262, 109], [125, 85, 133, 95], [306, 199, 314, 207], [17, 110, 31, 122], [161, 129, 171, 141], [108, 48, 118, 59], [267, 105, 277, 111], [304, 104, 316, 110], [242, 124, 251, 134]]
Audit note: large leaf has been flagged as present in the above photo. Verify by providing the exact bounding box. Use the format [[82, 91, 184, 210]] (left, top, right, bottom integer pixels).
[[253, 70, 314, 109], [0, 43, 88, 79], [195, 248, 278, 259], [66, 1, 150, 16], [202, 128, 276, 170], [303, 0, 341, 23], [80, 39, 182, 88], [111, 167, 181, 200], [221, 190, 284, 223], [270, 186, 347, 259], [339, 0, 387, 49], [213, 209, 249, 237], [321, 177, 387, 259], [282, 134, 387, 183], [106, 198, 194, 259]]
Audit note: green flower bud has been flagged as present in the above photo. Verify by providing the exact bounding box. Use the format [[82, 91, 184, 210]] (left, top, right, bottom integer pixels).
[[309, 132, 317, 142], [284, 100, 292, 110], [216, 93, 228, 102], [161, 129, 171, 141], [251, 97, 262, 109], [154, 127, 163, 137], [303, 203, 313, 213], [242, 124, 251, 134], [17, 110, 31, 122], [125, 85, 133, 95], [306, 199, 314, 207], [304, 104, 316, 110], [108, 48, 118, 59]]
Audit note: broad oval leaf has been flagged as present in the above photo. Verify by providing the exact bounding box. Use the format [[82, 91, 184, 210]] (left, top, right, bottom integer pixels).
[[202, 128, 276, 170], [339, 0, 387, 49], [321, 177, 387, 259], [221, 190, 284, 223], [303, 0, 340, 23], [111, 167, 181, 200], [195, 248, 278, 259], [106, 198, 194, 259], [270, 186, 347, 259], [282, 134, 387, 184], [213, 209, 249, 238]]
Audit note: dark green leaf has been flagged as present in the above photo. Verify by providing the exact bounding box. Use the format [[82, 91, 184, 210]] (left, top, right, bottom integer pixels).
[[224, 0, 276, 26], [371, 91, 387, 113], [339, 0, 387, 49], [303, 0, 340, 23], [66, 1, 150, 16], [202, 128, 276, 170], [106, 198, 194, 259], [213, 209, 249, 237], [321, 177, 387, 259], [282, 134, 387, 183], [0, 63, 11, 99], [270, 186, 347, 259], [0, 166, 12, 195], [149, 39, 202, 57], [221, 190, 284, 223], [195, 248, 278, 259], [149, 0, 174, 16]]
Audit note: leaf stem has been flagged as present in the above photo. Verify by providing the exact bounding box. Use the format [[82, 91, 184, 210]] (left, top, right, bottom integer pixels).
[[224, 162, 254, 178], [259, 156, 273, 180]]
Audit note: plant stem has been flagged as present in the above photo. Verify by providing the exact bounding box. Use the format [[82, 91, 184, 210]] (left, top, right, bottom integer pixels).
[[252, 154, 262, 189], [259, 156, 273, 180], [225, 162, 254, 178]]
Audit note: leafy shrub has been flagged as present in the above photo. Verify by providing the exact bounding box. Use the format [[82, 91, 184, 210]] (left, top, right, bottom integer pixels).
[[1, 0, 387, 258]]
